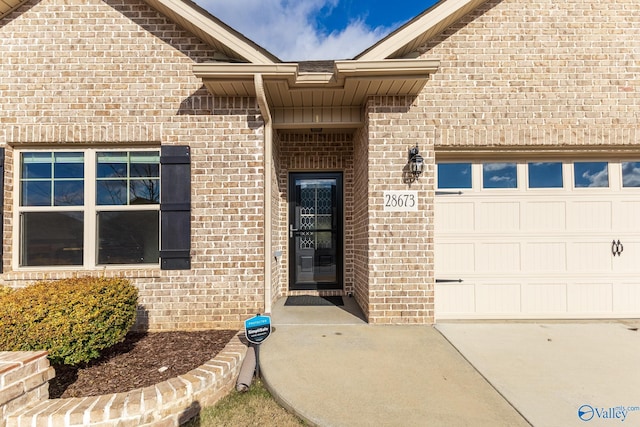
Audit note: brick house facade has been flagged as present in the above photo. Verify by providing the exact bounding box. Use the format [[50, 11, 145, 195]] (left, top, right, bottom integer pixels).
[[1, 0, 638, 329]]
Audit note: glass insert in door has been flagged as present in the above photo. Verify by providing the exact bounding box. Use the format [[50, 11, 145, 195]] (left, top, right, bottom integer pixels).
[[289, 173, 343, 290]]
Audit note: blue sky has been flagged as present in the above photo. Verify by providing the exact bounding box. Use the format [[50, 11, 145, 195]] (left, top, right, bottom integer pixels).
[[193, 0, 440, 61]]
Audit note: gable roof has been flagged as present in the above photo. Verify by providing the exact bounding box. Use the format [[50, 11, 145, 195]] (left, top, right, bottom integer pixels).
[[2, 0, 491, 63], [0, 0, 279, 64], [355, 0, 490, 60]]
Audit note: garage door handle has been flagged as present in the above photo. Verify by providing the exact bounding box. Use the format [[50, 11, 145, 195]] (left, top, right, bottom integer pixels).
[[612, 240, 623, 256], [436, 279, 463, 283]]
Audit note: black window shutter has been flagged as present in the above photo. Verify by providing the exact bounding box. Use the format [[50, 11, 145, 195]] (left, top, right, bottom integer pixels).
[[0, 148, 4, 274], [160, 146, 191, 270]]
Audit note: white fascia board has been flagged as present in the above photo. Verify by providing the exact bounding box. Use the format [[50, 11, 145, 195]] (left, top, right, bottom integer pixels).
[[357, 0, 486, 60], [193, 63, 299, 79], [193, 60, 440, 88], [335, 59, 440, 76], [193, 63, 337, 87], [151, 0, 277, 64]]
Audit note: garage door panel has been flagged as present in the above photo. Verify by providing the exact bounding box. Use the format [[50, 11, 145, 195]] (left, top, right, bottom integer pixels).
[[567, 242, 612, 273], [614, 240, 639, 272], [568, 201, 612, 231], [436, 202, 474, 232], [567, 283, 613, 313], [616, 201, 640, 230], [612, 282, 640, 313], [478, 202, 520, 231], [435, 242, 474, 274], [523, 242, 567, 272], [477, 243, 520, 272], [522, 283, 568, 313], [523, 201, 566, 231], [476, 283, 521, 314], [435, 283, 475, 315]]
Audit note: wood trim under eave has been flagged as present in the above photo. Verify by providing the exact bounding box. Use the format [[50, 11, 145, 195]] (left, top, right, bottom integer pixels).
[[0, 0, 26, 21], [193, 59, 440, 91], [335, 59, 440, 76]]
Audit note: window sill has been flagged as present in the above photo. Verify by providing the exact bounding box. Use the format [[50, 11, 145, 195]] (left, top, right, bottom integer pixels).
[[3, 265, 163, 281]]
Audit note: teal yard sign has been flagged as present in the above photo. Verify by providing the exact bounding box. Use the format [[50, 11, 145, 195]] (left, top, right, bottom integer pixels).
[[244, 315, 271, 345]]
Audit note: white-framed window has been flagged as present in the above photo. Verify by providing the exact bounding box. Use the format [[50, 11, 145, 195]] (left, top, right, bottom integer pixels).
[[527, 162, 563, 188], [436, 160, 640, 192], [573, 161, 609, 188], [621, 161, 640, 188], [482, 162, 518, 189], [16, 149, 160, 268]]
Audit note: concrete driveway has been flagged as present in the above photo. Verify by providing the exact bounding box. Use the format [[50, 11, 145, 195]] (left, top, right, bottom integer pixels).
[[436, 321, 640, 427]]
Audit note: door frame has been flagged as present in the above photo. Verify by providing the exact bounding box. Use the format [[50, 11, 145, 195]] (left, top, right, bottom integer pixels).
[[288, 172, 344, 291]]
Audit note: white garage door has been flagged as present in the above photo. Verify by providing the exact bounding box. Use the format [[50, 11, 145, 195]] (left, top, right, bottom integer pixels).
[[435, 160, 640, 320]]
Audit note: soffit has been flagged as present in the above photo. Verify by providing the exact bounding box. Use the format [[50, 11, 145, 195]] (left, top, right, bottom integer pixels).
[[193, 59, 440, 129], [356, 0, 490, 60], [0, 0, 24, 20]]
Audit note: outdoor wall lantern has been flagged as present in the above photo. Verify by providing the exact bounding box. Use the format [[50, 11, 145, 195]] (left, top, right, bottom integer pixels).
[[408, 146, 424, 178]]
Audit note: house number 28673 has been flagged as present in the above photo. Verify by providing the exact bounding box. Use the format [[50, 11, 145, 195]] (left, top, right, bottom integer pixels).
[[383, 191, 419, 212]]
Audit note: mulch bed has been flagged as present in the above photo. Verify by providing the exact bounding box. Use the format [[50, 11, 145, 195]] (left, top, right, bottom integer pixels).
[[49, 329, 239, 398]]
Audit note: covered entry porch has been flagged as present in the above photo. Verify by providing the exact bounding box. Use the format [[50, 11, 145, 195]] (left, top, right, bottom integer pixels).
[[194, 59, 438, 324]]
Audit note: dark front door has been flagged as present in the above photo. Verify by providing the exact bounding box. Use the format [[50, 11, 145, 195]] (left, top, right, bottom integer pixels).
[[289, 172, 343, 290]]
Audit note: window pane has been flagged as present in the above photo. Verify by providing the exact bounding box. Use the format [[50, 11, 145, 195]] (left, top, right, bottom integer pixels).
[[21, 152, 84, 207], [54, 181, 84, 206], [22, 153, 52, 179], [97, 180, 127, 205], [54, 153, 84, 179], [622, 162, 640, 187], [483, 163, 517, 188], [130, 179, 160, 204], [22, 181, 51, 206], [97, 152, 127, 178], [437, 163, 472, 189], [97, 151, 160, 206], [21, 212, 83, 266], [98, 211, 159, 264], [528, 162, 563, 188], [130, 152, 160, 178], [574, 162, 609, 188]]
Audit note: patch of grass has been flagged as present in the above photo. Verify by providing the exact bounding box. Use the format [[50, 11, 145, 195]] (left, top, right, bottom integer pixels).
[[182, 379, 305, 427]]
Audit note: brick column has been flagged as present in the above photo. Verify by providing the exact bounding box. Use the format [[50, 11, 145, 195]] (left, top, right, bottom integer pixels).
[[364, 96, 435, 324]]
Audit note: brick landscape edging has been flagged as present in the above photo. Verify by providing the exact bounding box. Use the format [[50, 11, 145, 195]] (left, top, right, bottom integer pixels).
[[3, 332, 247, 427]]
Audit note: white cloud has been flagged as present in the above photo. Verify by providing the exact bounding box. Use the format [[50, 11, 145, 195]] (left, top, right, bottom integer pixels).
[[483, 162, 515, 172], [622, 162, 640, 187], [489, 175, 514, 183], [581, 166, 609, 188], [193, 0, 392, 60]]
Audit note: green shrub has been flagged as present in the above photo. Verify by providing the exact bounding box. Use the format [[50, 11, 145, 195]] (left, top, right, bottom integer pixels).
[[0, 277, 138, 366]]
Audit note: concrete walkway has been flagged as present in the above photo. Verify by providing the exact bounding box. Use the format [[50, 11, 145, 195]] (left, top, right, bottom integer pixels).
[[259, 297, 529, 427]]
